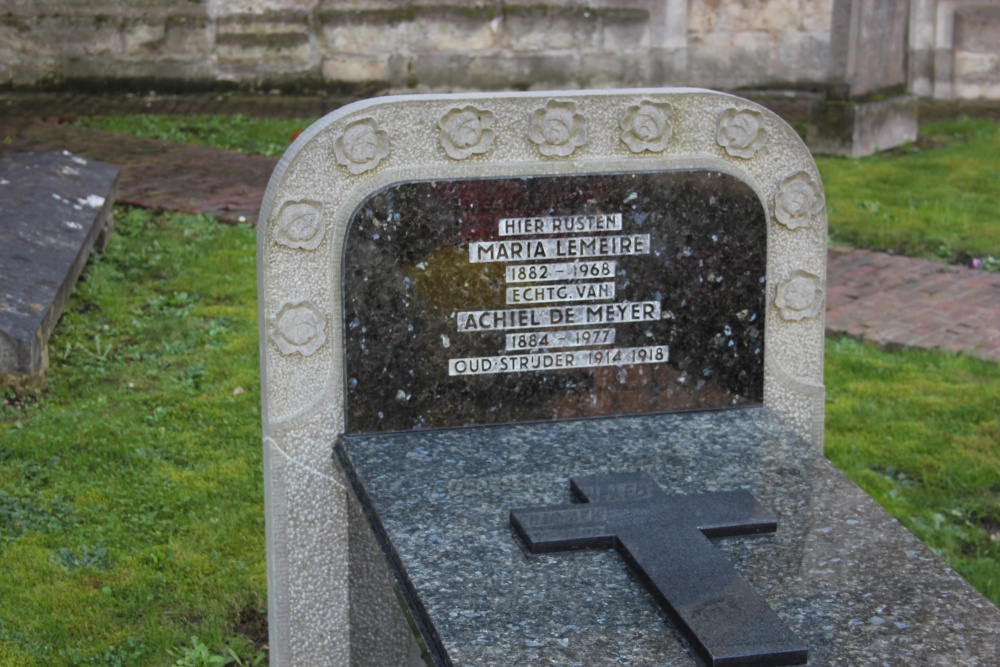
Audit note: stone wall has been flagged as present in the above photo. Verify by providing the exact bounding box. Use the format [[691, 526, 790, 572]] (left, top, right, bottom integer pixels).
[[687, 0, 833, 90], [952, 5, 1000, 97], [909, 0, 1000, 99], [1, 0, 997, 99], [0, 0, 833, 91]]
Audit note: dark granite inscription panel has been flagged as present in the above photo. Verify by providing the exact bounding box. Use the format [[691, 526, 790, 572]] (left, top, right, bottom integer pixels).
[[344, 171, 766, 432]]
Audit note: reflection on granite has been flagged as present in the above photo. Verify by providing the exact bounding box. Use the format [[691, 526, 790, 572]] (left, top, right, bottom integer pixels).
[[338, 409, 1000, 666], [344, 171, 766, 433]]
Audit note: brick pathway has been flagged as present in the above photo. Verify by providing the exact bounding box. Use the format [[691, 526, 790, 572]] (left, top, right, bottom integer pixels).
[[2, 92, 997, 361], [0, 91, 359, 222], [4, 121, 279, 223], [826, 247, 999, 361]]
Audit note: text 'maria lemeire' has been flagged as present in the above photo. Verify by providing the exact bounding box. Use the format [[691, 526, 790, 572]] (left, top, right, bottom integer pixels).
[[449, 211, 669, 376]]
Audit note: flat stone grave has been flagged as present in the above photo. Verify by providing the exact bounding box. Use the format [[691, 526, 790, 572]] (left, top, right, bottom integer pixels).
[[0, 150, 118, 390], [257, 89, 1000, 666]]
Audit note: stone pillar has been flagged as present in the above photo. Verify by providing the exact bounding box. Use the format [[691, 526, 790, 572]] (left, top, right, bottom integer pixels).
[[806, 0, 918, 156], [906, 0, 1000, 102], [908, 0, 938, 97], [829, 0, 910, 98], [647, 0, 689, 83]]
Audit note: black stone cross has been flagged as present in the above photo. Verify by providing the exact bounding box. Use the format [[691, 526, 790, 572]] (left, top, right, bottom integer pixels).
[[510, 472, 808, 667]]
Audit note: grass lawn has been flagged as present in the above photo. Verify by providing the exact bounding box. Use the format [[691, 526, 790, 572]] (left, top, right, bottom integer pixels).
[[816, 117, 1000, 264], [74, 114, 311, 159], [825, 337, 1000, 604], [1, 210, 265, 666], [0, 109, 992, 664]]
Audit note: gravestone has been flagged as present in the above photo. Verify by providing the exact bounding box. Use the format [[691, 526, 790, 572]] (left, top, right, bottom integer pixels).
[[258, 89, 1000, 666], [0, 150, 118, 391]]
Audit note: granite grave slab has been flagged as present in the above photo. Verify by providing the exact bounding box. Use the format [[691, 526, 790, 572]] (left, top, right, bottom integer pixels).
[[338, 409, 1000, 666], [258, 89, 999, 666], [0, 150, 118, 390]]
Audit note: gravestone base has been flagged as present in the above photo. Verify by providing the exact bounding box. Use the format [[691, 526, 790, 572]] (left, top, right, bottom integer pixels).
[[345, 488, 428, 667], [0, 151, 118, 392], [338, 408, 1000, 666], [804, 95, 918, 157]]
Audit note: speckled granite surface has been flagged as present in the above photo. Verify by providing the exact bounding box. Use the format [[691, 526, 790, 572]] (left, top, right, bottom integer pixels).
[[338, 408, 1000, 666]]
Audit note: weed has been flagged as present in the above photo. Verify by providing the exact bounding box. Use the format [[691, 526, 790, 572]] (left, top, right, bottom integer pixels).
[[166, 635, 265, 667], [147, 291, 197, 316], [168, 637, 232, 667], [971, 255, 999, 271], [0, 491, 76, 545], [49, 544, 115, 571], [75, 334, 115, 362], [935, 242, 955, 260], [177, 363, 209, 390], [1, 388, 41, 420], [67, 637, 150, 666]]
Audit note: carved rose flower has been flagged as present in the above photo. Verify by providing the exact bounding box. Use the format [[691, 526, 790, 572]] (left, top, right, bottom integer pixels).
[[271, 302, 327, 356], [620, 100, 673, 153], [275, 200, 324, 250], [717, 108, 767, 159], [438, 106, 495, 160], [529, 100, 587, 157], [774, 171, 824, 230], [334, 118, 389, 174], [775, 271, 824, 321]]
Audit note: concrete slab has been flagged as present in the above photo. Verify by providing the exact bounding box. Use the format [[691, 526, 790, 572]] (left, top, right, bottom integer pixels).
[[0, 150, 118, 390], [7, 122, 276, 224], [805, 95, 919, 157]]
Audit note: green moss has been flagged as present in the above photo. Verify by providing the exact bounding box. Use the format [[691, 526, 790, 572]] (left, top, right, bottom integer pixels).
[[406, 57, 419, 89], [318, 5, 501, 24], [163, 14, 210, 29], [215, 32, 310, 50]]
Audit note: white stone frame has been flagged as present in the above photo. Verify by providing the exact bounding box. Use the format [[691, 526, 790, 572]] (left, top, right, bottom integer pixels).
[[257, 88, 827, 666]]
